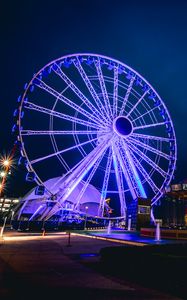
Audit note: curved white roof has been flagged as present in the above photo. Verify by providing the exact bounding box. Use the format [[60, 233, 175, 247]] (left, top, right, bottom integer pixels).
[[22, 176, 101, 205]]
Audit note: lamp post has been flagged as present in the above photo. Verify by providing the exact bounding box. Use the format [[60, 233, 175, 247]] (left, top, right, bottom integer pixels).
[[10, 210, 15, 229], [0, 216, 7, 238], [0, 155, 13, 197], [84, 206, 88, 230]]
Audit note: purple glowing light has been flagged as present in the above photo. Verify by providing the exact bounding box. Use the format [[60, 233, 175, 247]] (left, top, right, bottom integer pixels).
[[16, 53, 177, 222]]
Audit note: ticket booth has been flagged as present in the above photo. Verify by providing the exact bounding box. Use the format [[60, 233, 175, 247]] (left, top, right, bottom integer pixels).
[[136, 198, 151, 230], [126, 197, 151, 230]]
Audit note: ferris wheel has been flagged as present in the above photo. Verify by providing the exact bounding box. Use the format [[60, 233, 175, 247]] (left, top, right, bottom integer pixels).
[[15, 53, 177, 221]]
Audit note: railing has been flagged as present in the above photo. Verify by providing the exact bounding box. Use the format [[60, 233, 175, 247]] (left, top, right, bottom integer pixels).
[[140, 227, 187, 240]]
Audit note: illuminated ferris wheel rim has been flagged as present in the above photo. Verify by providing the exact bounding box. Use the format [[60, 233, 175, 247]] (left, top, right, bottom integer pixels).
[[19, 53, 176, 130], [21, 52, 173, 103], [16, 53, 177, 220]]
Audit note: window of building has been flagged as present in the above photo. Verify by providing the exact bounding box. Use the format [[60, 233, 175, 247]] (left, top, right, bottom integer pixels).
[[138, 205, 150, 214]]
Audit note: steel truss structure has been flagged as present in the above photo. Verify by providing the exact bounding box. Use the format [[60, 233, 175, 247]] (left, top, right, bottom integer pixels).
[[14, 53, 177, 221]]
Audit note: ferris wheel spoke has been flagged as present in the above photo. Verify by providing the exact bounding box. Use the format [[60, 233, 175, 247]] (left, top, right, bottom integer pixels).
[[50, 162, 87, 193], [73, 57, 110, 120], [112, 142, 137, 200], [126, 90, 149, 118], [94, 59, 113, 119], [152, 196, 163, 206], [21, 129, 101, 136], [131, 132, 174, 143], [49, 122, 70, 173], [133, 105, 158, 122], [112, 144, 126, 216], [113, 66, 118, 118], [24, 102, 103, 130], [31, 136, 100, 165], [129, 136, 171, 160], [98, 147, 113, 217], [52, 63, 107, 125], [63, 137, 112, 188], [74, 150, 106, 211], [44, 138, 112, 220], [126, 140, 167, 177], [119, 77, 135, 116], [33, 78, 106, 127], [127, 147, 160, 194], [133, 121, 167, 131]]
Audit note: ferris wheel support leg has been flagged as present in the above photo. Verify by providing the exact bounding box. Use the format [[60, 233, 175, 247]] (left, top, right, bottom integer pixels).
[[39, 202, 62, 221], [113, 143, 137, 200], [111, 144, 127, 218], [150, 208, 156, 225], [74, 152, 105, 211], [29, 204, 44, 221], [39, 207, 51, 221], [121, 140, 147, 199], [44, 138, 112, 221], [98, 147, 113, 217]]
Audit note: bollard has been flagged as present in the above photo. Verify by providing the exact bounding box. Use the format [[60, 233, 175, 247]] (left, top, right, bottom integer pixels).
[[155, 221, 161, 241], [0, 216, 7, 238], [66, 231, 72, 247], [127, 215, 131, 231], [107, 220, 111, 235]]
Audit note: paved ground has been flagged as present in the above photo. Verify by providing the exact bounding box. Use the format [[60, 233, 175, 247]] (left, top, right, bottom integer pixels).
[[0, 230, 183, 300]]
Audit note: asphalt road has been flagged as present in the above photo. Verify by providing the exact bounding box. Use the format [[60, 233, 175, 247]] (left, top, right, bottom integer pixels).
[[0, 231, 182, 300]]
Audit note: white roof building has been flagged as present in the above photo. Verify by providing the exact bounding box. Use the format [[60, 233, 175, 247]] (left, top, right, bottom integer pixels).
[[18, 176, 103, 219]]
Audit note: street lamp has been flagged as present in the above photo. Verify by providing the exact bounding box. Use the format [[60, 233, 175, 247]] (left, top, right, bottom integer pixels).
[[84, 206, 88, 230], [0, 216, 7, 238], [3, 159, 11, 167], [0, 171, 6, 178], [10, 211, 15, 229], [0, 156, 12, 169], [0, 154, 14, 196]]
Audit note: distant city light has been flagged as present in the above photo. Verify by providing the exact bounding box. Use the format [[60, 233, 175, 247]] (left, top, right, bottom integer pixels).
[[0, 154, 14, 170], [0, 151, 15, 196], [0, 171, 6, 178]]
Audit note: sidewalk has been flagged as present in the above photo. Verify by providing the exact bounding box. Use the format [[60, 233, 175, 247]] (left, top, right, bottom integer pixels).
[[0, 231, 182, 300]]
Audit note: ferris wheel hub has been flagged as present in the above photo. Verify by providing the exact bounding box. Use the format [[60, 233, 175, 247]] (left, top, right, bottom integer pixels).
[[113, 116, 133, 137]]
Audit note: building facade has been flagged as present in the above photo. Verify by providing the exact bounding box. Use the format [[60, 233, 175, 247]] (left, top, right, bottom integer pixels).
[[0, 197, 20, 220], [154, 181, 187, 228]]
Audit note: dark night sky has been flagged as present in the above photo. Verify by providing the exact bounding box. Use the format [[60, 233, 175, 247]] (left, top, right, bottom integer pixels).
[[1, 0, 187, 196]]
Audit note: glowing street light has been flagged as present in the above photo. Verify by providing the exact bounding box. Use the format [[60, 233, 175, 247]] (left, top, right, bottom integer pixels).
[[0, 154, 14, 170], [3, 159, 11, 167], [0, 171, 6, 178], [0, 154, 14, 196]]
